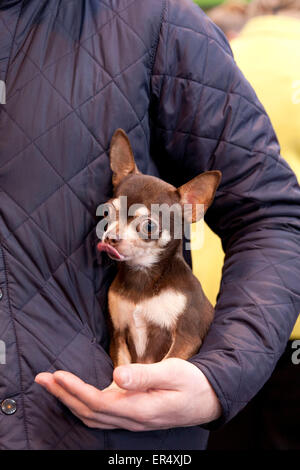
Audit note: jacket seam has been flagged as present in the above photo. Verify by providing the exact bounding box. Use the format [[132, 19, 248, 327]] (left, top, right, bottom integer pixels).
[[149, 0, 167, 76], [3, 0, 24, 83], [0, 244, 31, 450], [164, 0, 169, 76], [166, 20, 232, 56], [179, 33, 208, 175], [149, 0, 167, 106]]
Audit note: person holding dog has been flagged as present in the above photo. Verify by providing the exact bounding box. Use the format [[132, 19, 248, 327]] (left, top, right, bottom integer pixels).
[[0, 0, 299, 450]]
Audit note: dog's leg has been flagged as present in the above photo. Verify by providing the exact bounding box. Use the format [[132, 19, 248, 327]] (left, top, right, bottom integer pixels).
[[162, 304, 213, 361], [115, 337, 132, 367], [162, 333, 201, 361], [103, 333, 132, 392]]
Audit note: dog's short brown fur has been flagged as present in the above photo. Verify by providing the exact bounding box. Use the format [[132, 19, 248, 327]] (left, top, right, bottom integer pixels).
[[97, 129, 221, 368]]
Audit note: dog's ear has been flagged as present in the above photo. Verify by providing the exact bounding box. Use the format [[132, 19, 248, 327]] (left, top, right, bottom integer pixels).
[[110, 129, 140, 188], [177, 171, 222, 223]]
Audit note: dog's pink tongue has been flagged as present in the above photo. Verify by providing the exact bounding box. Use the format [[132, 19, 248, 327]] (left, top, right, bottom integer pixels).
[[97, 242, 124, 260]]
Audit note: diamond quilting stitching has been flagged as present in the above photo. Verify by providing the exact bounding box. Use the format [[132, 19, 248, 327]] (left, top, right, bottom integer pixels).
[[2, 0, 151, 175], [100, 0, 148, 51], [6, 220, 97, 314], [1, 112, 144, 244], [2, 47, 150, 173], [1, 20, 151, 253], [0, 11, 13, 37], [52, 12, 150, 140], [1, 116, 146, 314], [1, 183, 95, 289]]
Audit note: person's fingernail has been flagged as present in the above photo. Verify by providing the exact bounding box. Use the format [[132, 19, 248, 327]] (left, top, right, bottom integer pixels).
[[35, 374, 45, 384], [119, 369, 132, 387], [35, 373, 52, 390]]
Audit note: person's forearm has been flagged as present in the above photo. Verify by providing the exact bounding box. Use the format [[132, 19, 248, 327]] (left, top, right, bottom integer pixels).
[[189, 224, 300, 426]]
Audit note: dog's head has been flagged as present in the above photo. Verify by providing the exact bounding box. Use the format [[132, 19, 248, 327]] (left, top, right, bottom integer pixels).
[[97, 129, 221, 268]]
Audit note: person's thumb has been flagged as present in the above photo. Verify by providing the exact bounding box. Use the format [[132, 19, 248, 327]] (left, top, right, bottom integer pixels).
[[113, 358, 189, 391]]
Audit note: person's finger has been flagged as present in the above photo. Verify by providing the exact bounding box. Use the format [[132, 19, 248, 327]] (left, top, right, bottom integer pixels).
[[48, 371, 116, 412], [113, 358, 187, 391], [35, 373, 97, 420], [36, 373, 146, 429], [36, 371, 180, 428], [49, 370, 158, 423], [81, 411, 156, 431]]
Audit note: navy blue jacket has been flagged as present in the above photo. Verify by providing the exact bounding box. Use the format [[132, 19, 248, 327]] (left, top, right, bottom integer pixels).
[[0, 0, 299, 450]]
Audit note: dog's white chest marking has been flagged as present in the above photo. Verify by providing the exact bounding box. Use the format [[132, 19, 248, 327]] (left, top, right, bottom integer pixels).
[[131, 306, 147, 357], [109, 290, 187, 358]]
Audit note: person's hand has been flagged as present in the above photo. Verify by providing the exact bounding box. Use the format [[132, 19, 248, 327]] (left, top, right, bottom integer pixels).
[[35, 358, 221, 431]]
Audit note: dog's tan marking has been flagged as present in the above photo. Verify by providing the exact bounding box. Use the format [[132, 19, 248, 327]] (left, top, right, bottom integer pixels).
[[132, 306, 148, 357], [109, 293, 148, 358], [142, 290, 186, 328], [118, 342, 131, 365], [111, 197, 121, 210], [109, 289, 187, 358]]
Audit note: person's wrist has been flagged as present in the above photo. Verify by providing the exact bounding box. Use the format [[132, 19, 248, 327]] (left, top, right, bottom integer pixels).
[[192, 366, 222, 424]]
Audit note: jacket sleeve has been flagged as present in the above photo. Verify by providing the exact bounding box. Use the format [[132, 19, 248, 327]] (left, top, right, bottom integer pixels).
[[150, 0, 300, 427]]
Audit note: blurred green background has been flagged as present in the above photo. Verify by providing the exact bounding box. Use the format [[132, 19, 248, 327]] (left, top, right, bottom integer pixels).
[[193, 0, 251, 10], [193, 0, 224, 8]]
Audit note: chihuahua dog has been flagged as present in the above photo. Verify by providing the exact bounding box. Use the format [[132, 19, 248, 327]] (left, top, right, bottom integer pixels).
[[97, 129, 221, 372]]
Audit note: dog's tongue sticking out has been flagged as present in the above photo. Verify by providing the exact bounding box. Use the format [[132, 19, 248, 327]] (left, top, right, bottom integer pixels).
[[97, 242, 124, 260]]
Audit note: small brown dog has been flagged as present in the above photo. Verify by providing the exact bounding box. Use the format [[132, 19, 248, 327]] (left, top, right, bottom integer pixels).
[[97, 129, 221, 372]]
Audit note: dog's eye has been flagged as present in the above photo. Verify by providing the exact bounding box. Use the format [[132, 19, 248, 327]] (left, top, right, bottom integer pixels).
[[140, 219, 158, 238]]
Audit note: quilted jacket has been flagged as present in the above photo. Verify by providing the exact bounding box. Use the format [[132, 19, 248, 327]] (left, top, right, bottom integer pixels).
[[0, 0, 299, 451], [231, 15, 300, 339]]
